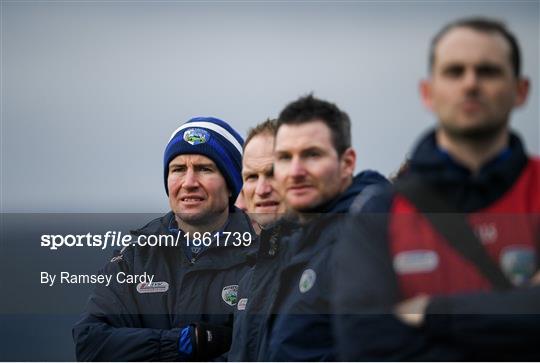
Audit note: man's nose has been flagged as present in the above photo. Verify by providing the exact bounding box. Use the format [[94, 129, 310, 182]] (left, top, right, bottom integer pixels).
[[182, 168, 199, 188], [289, 156, 307, 178], [255, 177, 273, 196], [462, 68, 480, 91]]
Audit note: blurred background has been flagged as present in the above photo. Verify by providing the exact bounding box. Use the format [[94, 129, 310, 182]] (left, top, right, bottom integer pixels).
[[0, 0, 538, 360], [1, 0, 538, 213]]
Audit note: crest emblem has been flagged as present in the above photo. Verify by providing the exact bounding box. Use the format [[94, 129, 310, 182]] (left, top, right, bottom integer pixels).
[[299, 269, 316, 293], [221, 285, 239, 306], [183, 128, 210, 145], [500, 246, 535, 286]]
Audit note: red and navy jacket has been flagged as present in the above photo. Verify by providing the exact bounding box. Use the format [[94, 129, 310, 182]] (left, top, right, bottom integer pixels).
[[333, 130, 540, 361]]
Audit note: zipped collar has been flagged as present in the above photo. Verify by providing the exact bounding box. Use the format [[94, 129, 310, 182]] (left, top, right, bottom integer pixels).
[[407, 129, 528, 212], [167, 214, 232, 262], [288, 170, 388, 258], [130, 208, 257, 268], [304, 170, 389, 215]]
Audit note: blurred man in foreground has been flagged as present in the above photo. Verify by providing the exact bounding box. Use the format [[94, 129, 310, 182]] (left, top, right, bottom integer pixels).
[[334, 17, 540, 361]]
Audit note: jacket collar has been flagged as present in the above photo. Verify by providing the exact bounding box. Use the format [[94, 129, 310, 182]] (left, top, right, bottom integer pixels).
[[407, 129, 528, 211], [306, 170, 389, 215], [285, 170, 388, 260]]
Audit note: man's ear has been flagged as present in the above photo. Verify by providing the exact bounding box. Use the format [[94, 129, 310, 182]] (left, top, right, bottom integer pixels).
[[419, 79, 434, 111], [340, 147, 356, 177], [514, 78, 530, 107]]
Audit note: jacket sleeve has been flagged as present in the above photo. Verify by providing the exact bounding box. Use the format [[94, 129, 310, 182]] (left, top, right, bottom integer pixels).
[[423, 285, 540, 353], [419, 213, 540, 355], [333, 212, 417, 360], [72, 248, 182, 362], [333, 210, 540, 360], [332, 212, 463, 361]]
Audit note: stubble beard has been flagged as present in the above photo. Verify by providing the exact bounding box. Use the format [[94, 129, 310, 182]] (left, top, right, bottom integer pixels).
[[176, 208, 227, 228], [441, 115, 509, 144]]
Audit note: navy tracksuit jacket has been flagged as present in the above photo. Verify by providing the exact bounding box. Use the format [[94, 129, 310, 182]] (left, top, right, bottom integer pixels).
[[262, 171, 389, 361], [73, 209, 256, 361]]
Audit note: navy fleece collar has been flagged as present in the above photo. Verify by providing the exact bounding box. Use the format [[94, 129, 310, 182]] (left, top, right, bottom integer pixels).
[[407, 129, 528, 212], [308, 170, 389, 215]]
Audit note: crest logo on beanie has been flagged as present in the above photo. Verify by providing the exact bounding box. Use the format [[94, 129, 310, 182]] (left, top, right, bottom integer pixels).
[[183, 128, 211, 146]]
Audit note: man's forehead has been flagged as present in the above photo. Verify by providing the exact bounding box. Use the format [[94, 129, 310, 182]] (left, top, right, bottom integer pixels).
[[434, 27, 512, 67], [169, 154, 217, 166], [243, 155, 274, 174], [275, 120, 332, 150], [244, 133, 275, 155], [243, 134, 273, 163]]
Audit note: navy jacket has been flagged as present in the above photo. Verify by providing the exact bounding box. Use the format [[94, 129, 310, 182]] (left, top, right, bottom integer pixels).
[[333, 131, 540, 361], [73, 209, 256, 361], [263, 171, 389, 361], [228, 218, 301, 361]]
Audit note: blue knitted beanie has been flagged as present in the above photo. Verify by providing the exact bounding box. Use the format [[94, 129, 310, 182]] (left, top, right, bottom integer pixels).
[[163, 117, 244, 203]]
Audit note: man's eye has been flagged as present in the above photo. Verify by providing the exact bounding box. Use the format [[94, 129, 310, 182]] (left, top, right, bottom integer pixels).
[[477, 65, 502, 78], [443, 65, 464, 78], [276, 154, 291, 161], [246, 174, 258, 181], [306, 151, 320, 158]]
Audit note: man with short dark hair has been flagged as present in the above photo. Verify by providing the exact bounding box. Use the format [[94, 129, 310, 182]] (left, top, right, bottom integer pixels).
[[429, 17, 522, 78], [73, 117, 256, 361], [333, 17, 540, 361], [261, 95, 388, 361]]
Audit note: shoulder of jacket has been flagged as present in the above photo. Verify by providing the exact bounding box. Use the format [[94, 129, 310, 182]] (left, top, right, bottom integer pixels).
[[130, 212, 173, 236], [108, 213, 172, 264]]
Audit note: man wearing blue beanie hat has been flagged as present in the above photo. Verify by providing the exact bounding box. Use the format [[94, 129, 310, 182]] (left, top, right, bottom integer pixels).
[[74, 117, 256, 361], [163, 116, 244, 203]]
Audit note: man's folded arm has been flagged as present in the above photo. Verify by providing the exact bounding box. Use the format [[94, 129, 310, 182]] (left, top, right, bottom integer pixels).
[[72, 249, 186, 361], [422, 285, 540, 352], [73, 313, 183, 362]]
